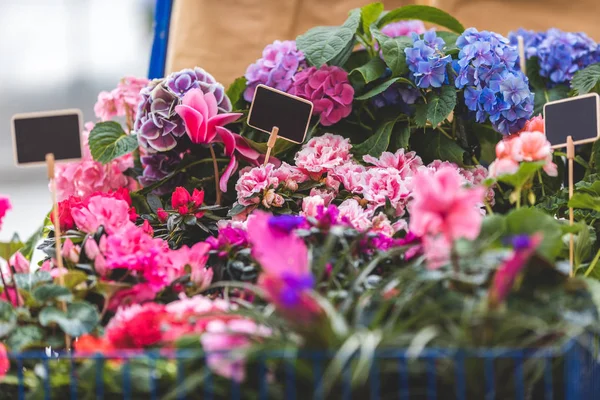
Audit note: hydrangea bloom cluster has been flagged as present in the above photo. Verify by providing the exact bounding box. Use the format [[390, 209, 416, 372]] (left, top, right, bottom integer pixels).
[[289, 65, 354, 126], [94, 76, 149, 122], [381, 20, 426, 38], [244, 40, 306, 102], [55, 123, 136, 202], [138, 151, 185, 195], [509, 28, 600, 84], [454, 28, 534, 134], [134, 67, 232, 152], [372, 83, 420, 109], [405, 30, 452, 89]]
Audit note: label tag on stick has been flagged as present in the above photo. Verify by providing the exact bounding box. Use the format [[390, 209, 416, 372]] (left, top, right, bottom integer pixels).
[[544, 93, 600, 149]]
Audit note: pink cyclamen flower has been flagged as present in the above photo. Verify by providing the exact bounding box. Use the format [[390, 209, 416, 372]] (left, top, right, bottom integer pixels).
[[295, 133, 352, 176], [71, 195, 131, 234], [62, 238, 80, 263], [175, 88, 249, 192], [201, 318, 270, 383], [338, 199, 373, 232], [9, 252, 29, 274], [363, 149, 423, 179], [488, 234, 542, 308], [0, 342, 9, 378], [409, 167, 485, 243], [289, 66, 354, 126], [0, 196, 11, 230], [235, 164, 279, 206]]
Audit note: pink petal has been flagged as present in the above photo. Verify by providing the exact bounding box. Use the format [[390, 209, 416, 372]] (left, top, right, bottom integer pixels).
[[175, 105, 207, 144], [234, 136, 262, 163], [220, 156, 238, 193], [208, 113, 243, 130], [182, 88, 209, 119], [215, 126, 236, 156], [204, 91, 218, 118]]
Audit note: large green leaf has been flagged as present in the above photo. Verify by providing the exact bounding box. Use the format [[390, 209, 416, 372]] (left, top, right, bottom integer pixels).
[[61, 270, 88, 290], [39, 301, 99, 337], [6, 325, 44, 351], [33, 284, 73, 303], [296, 9, 361, 67], [371, 28, 411, 77], [89, 121, 138, 164], [426, 86, 456, 127], [571, 63, 600, 95], [569, 192, 600, 212], [14, 270, 52, 292], [410, 129, 466, 166], [349, 57, 387, 84], [392, 121, 410, 150], [360, 2, 383, 37], [0, 238, 24, 263], [496, 161, 545, 188], [505, 207, 564, 261], [377, 5, 465, 33], [352, 119, 396, 157], [226, 76, 248, 109], [0, 301, 16, 338], [355, 77, 397, 100], [245, 136, 298, 156]]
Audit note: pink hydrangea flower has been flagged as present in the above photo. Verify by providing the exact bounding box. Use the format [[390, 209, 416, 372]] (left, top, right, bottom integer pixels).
[[235, 164, 279, 206], [362, 168, 411, 216], [94, 76, 149, 122], [301, 195, 325, 217], [409, 167, 485, 246], [363, 149, 423, 179], [201, 318, 271, 382], [330, 162, 367, 193], [0, 196, 11, 231], [71, 195, 131, 234], [338, 199, 373, 232], [289, 66, 354, 126], [295, 133, 352, 177], [381, 20, 426, 37]]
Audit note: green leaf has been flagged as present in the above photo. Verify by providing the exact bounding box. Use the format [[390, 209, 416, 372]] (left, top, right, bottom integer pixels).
[[426, 86, 456, 127], [410, 129, 466, 166], [392, 121, 410, 150], [371, 28, 411, 77], [574, 223, 593, 268], [33, 284, 73, 303], [296, 9, 361, 67], [19, 225, 45, 262], [146, 193, 163, 213], [505, 207, 564, 261], [61, 271, 88, 290], [436, 31, 460, 54], [479, 214, 507, 243], [352, 119, 395, 157], [355, 78, 397, 100], [571, 63, 600, 95], [130, 192, 151, 215], [533, 85, 569, 115], [14, 270, 52, 292], [377, 5, 465, 33], [0, 239, 24, 263], [414, 103, 428, 127], [526, 56, 546, 90], [6, 325, 44, 351], [349, 57, 387, 84], [245, 137, 298, 156], [89, 121, 138, 164], [496, 161, 546, 188], [39, 301, 99, 337], [226, 76, 248, 108], [569, 192, 600, 212], [0, 301, 16, 338], [360, 2, 383, 37]]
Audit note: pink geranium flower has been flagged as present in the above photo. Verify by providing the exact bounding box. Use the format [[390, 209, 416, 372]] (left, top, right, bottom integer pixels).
[[71, 195, 131, 234], [295, 133, 352, 177], [488, 158, 520, 177], [409, 167, 485, 245], [9, 252, 29, 274], [0, 343, 9, 378], [519, 131, 552, 162], [522, 114, 544, 133]]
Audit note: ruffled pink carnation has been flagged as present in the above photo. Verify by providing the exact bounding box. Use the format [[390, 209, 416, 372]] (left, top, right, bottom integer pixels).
[[362, 167, 411, 216], [338, 199, 373, 232], [301, 195, 325, 217], [272, 162, 309, 191], [330, 162, 367, 193], [363, 149, 423, 179], [289, 66, 354, 126], [295, 133, 352, 176], [235, 164, 279, 206]]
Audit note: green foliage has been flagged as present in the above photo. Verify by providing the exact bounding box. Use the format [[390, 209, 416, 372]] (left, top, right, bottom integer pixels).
[[6, 325, 44, 351], [0, 301, 16, 338], [39, 301, 99, 337], [296, 9, 361, 67], [352, 118, 396, 157], [496, 161, 546, 188], [571, 63, 600, 95], [349, 57, 387, 84], [505, 207, 566, 261], [355, 77, 397, 100], [32, 284, 73, 303], [371, 28, 411, 77], [376, 5, 465, 33], [88, 121, 138, 164], [13, 271, 52, 292], [533, 85, 570, 115], [411, 129, 466, 166], [359, 2, 383, 38], [226, 76, 248, 109], [426, 86, 457, 126]]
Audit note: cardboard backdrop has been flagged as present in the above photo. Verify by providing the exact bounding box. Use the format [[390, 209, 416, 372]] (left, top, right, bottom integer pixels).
[[165, 0, 600, 86]]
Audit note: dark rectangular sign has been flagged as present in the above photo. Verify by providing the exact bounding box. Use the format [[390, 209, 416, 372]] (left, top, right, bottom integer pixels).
[[12, 110, 83, 165], [247, 84, 313, 144], [544, 93, 600, 148]]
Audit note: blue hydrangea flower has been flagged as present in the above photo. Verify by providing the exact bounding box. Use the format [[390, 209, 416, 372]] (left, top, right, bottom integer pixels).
[[372, 83, 420, 109], [455, 28, 534, 135], [509, 28, 600, 85], [404, 30, 452, 89]]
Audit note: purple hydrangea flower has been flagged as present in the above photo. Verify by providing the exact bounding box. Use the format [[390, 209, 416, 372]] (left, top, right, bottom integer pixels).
[[372, 83, 420, 109], [244, 40, 306, 102], [405, 30, 452, 89], [138, 151, 184, 195], [134, 67, 232, 152], [455, 28, 534, 135], [381, 20, 426, 38]]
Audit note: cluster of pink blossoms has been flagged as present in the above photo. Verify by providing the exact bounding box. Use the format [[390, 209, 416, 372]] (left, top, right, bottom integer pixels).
[[94, 76, 149, 122], [488, 115, 558, 178], [234, 133, 493, 237]]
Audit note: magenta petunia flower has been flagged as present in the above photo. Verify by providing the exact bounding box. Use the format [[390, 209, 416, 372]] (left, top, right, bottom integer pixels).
[[289, 65, 354, 126]]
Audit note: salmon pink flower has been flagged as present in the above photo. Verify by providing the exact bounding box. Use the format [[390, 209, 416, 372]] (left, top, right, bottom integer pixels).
[[523, 114, 544, 133], [519, 131, 552, 161], [488, 157, 520, 177]]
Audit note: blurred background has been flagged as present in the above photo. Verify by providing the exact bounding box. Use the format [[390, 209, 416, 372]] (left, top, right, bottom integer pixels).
[[0, 0, 154, 240]]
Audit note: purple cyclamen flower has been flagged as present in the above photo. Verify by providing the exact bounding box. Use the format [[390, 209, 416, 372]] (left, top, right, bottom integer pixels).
[[244, 40, 306, 102]]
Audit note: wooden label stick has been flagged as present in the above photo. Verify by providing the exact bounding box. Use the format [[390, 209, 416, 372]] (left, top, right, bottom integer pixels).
[[263, 126, 279, 166], [566, 136, 575, 276], [46, 153, 71, 348], [517, 35, 526, 75]]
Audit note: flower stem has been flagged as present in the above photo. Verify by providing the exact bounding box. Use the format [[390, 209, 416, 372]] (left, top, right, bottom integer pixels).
[[209, 144, 222, 206], [584, 248, 600, 277], [538, 170, 546, 197]]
